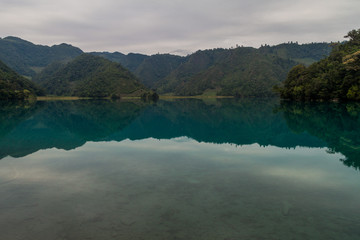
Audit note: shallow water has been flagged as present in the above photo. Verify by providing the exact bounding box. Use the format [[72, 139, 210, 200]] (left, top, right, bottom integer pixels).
[[0, 99, 359, 239]]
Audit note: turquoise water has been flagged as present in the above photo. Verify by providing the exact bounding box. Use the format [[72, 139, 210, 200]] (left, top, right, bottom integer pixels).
[[0, 99, 359, 239]]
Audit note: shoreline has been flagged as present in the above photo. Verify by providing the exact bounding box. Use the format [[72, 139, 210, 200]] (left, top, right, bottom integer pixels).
[[35, 95, 236, 101]]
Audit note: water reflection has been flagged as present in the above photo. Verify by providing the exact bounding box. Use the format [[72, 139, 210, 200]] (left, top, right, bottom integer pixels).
[[0, 100, 147, 159], [0, 98, 324, 158], [0, 100, 42, 139], [0, 98, 360, 170], [115, 98, 324, 148], [1, 99, 360, 239], [0, 138, 358, 239], [278, 101, 360, 170]]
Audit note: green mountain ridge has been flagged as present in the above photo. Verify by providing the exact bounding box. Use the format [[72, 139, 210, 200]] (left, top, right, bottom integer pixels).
[[155, 48, 230, 94], [134, 54, 188, 88], [90, 51, 149, 72], [0, 60, 44, 99], [90, 52, 188, 88], [156, 47, 297, 96], [33, 54, 148, 97], [0, 36, 83, 77], [89, 43, 331, 96], [0, 36, 332, 97], [259, 42, 333, 65]]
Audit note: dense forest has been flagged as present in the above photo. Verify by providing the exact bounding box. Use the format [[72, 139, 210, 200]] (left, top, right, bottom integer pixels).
[[259, 42, 333, 65], [155, 47, 296, 97], [0, 36, 332, 98], [33, 54, 149, 98], [0, 60, 44, 99], [278, 29, 360, 101], [92, 43, 331, 97]]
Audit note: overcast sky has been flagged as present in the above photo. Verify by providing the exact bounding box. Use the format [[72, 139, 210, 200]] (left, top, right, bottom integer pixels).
[[1, 0, 359, 55]]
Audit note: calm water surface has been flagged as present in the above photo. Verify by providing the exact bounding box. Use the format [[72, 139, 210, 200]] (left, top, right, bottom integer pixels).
[[0, 99, 359, 239]]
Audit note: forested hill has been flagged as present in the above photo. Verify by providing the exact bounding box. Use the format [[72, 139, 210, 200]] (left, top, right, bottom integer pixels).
[[0, 36, 83, 77], [278, 29, 360, 101], [155, 47, 297, 96], [90, 52, 188, 88], [33, 54, 148, 98], [91, 43, 331, 96], [259, 42, 332, 65], [0, 36, 332, 97], [0, 60, 44, 99], [134, 54, 188, 88], [155, 43, 332, 97]]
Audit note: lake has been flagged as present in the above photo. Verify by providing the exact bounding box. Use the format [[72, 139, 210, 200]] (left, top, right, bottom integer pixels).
[[0, 98, 359, 239]]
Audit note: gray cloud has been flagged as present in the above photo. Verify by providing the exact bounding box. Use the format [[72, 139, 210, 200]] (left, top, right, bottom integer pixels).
[[0, 0, 359, 55]]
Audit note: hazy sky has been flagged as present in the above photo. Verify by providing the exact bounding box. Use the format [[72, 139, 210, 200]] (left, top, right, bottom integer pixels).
[[1, 0, 359, 55]]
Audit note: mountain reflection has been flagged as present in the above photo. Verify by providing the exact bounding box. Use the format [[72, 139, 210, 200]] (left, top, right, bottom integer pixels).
[[0, 100, 43, 139], [1, 98, 359, 170], [278, 101, 360, 170], [0, 100, 146, 159], [110, 98, 324, 148]]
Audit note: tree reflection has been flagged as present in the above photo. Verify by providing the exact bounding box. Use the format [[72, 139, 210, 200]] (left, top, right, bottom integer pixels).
[[117, 98, 325, 149], [0, 100, 148, 159], [3, 98, 359, 172], [278, 101, 360, 170]]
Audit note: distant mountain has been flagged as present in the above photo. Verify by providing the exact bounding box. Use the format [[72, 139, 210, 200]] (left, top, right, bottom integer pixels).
[[33, 54, 148, 97], [134, 54, 188, 88], [259, 42, 332, 65], [154, 47, 296, 96], [93, 43, 331, 97], [0, 60, 44, 99], [154, 48, 230, 94], [90, 52, 148, 72], [90, 52, 187, 88], [0, 36, 83, 77], [0, 36, 332, 97]]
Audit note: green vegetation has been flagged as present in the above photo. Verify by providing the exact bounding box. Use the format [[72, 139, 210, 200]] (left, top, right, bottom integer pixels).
[[278, 29, 360, 101], [155, 48, 296, 97], [140, 91, 159, 101], [259, 42, 331, 65], [92, 43, 331, 97], [90, 52, 187, 88], [134, 54, 187, 88], [0, 36, 332, 98], [155, 48, 229, 94], [33, 54, 149, 98], [0, 60, 44, 99], [0, 36, 83, 77]]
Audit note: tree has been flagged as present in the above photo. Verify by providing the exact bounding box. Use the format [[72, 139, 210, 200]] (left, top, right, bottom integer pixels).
[[344, 29, 360, 45], [278, 29, 360, 101]]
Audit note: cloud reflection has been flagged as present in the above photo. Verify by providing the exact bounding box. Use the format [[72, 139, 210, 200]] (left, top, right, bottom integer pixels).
[[0, 137, 358, 239]]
